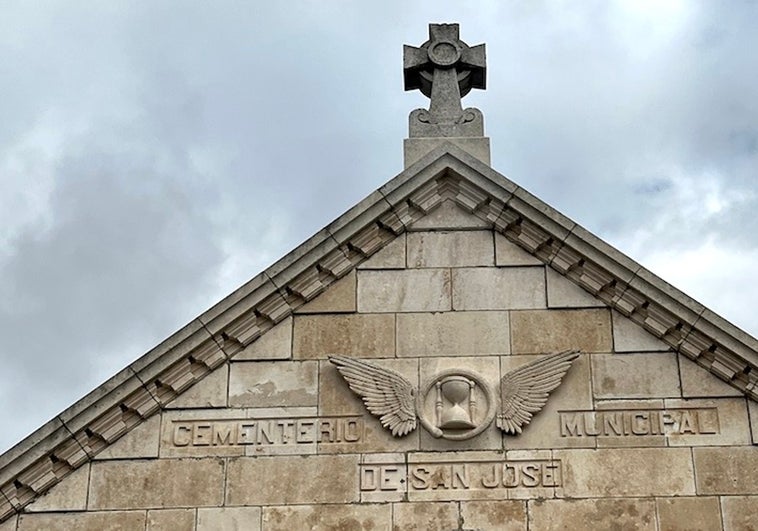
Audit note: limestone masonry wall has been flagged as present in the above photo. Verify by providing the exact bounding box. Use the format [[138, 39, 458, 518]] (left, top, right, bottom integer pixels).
[[6, 204, 757, 530]]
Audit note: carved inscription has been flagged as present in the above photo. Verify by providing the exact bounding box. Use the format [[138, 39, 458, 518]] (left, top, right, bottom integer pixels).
[[360, 459, 562, 495], [559, 408, 719, 438], [171, 416, 364, 447]]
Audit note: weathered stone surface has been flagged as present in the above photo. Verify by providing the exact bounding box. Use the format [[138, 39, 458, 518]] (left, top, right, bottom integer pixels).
[[263, 503, 391, 531], [89, 458, 224, 509], [664, 398, 750, 446], [721, 496, 758, 531], [656, 496, 721, 531], [294, 271, 356, 314], [197, 507, 261, 531], [357, 269, 451, 312], [452, 267, 546, 310], [235, 316, 292, 360], [94, 414, 160, 460], [26, 463, 89, 512], [591, 353, 681, 399], [407, 231, 493, 268], [397, 311, 509, 357], [147, 509, 195, 531], [495, 233, 542, 266], [226, 455, 359, 505], [459, 500, 526, 530], [555, 448, 695, 497], [359, 453, 407, 503], [409, 199, 490, 230], [612, 311, 670, 352], [358, 234, 406, 269], [511, 309, 612, 354], [751, 399, 758, 445], [228, 360, 318, 408], [546, 268, 605, 308], [679, 356, 742, 398], [318, 359, 419, 454], [18, 511, 146, 530], [167, 363, 228, 408], [392, 501, 459, 530], [293, 313, 395, 358], [693, 447, 758, 494], [502, 354, 593, 450], [530, 498, 656, 531], [0, 516, 15, 531]]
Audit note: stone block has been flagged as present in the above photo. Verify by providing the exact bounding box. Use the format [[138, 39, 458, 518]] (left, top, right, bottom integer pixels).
[[197, 507, 261, 531], [679, 356, 742, 397], [235, 317, 292, 360], [664, 398, 750, 446], [495, 233, 542, 266], [147, 509, 195, 531], [294, 271, 356, 314], [418, 357, 502, 452], [409, 199, 490, 230], [404, 136, 490, 167], [94, 414, 160, 460], [228, 360, 318, 408], [751, 399, 758, 445], [656, 497, 721, 531], [88, 458, 224, 509], [392, 501, 459, 530], [459, 500, 526, 530], [0, 516, 15, 531], [546, 268, 605, 308], [318, 359, 420, 454], [693, 447, 758, 494], [26, 463, 89, 512], [511, 309, 612, 354], [226, 455, 359, 505], [263, 503, 391, 531], [554, 448, 695, 497], [167, 363, 228, 408], [358, 234, 406, 269], [359, 453, 407, 503], [18, 511, 146, 531], [502, 354, 593, 450], [612, 310, 670, 352], [293, 314, 395, 359], [397, 311, 510, 357], [452, 266, 546, 310], [721, 496, 758, 531], [407, 231, 493, 268], [593, 399, 666, 448], [591, 353, 681, 399], [357, 269, 451, 312], [530, 498, 656, 531], [160, 407, 320, 458]]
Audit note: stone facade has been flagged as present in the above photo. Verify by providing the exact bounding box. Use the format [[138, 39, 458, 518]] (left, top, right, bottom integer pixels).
[[4, 197, 756, 530]]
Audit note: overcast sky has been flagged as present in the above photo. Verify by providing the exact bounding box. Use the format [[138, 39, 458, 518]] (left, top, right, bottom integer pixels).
[[1, 1, 756, 454]]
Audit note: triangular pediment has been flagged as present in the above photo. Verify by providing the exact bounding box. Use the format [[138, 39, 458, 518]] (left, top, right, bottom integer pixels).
[[1, 142, 757, 522]]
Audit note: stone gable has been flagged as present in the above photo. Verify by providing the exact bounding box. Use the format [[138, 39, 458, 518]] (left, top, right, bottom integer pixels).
[[4, 191, 756, 530]]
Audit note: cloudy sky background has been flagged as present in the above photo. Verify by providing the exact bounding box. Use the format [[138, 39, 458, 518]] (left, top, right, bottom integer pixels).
[[1, 1, 756, 453]]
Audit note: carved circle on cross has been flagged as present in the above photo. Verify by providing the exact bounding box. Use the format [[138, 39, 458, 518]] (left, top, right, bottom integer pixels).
[[428, 40, 461, 67]]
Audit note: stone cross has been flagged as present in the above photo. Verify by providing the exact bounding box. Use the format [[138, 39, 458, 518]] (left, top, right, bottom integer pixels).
[[404, 24, 486, 138]]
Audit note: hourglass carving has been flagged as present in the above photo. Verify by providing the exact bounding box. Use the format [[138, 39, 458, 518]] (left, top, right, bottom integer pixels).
[[436, 376, 477, 429]]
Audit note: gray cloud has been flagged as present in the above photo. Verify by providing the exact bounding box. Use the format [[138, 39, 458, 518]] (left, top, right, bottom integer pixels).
[[1, 1, 756, 452]]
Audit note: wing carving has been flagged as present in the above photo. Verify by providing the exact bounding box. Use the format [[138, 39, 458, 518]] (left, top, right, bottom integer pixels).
[[497, 350, 580, 434], [328, 356, 417, 437]]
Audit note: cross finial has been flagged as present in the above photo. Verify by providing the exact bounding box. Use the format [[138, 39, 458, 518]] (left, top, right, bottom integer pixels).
[[404, 23, 486, 138]]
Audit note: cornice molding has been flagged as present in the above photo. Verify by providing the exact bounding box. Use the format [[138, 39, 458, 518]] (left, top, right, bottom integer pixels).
[[0, 142, 755, 521]]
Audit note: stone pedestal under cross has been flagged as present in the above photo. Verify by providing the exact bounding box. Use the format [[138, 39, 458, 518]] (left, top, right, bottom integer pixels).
[[403, 23, 490, 167]]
